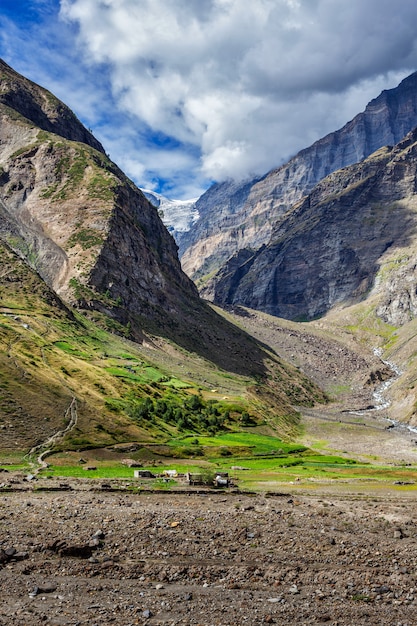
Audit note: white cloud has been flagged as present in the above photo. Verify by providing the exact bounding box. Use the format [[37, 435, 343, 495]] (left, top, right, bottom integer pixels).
[[59, 0, 417, 191], [4, 0, 417, 197]]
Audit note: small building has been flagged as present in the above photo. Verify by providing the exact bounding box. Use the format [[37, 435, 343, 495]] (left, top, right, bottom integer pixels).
[[163, 469, 178, 478], [186, 472, 204, 485], [214, 472, 229, 487], [134, 470, 155, 479]]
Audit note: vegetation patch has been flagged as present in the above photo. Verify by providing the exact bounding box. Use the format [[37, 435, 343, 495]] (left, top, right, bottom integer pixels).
[[87, 172, 115, 201], [53, 341, 90, 359], [105, 365, 164, 383], [67, 228, 104, 250], [174, 432, 305, 455]]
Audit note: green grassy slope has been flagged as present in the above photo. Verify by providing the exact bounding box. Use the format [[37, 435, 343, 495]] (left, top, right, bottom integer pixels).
[[0, 242, 326, 458]]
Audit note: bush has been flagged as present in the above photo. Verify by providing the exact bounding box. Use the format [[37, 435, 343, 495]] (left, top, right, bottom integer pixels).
[[200, 468, 215, 485], [184, 394, 203, 411]]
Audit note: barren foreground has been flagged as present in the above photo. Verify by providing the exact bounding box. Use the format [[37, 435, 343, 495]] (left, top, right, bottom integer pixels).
[[1, 485, 417, 625]]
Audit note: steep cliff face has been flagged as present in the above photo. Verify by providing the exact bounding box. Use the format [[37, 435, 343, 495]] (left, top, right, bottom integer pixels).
[[0, 59, 271, 373], [0, 103, 195, 309], [204, 131, 417, 323], [178, 178, 262, 283], [182, 71, 417, 285]]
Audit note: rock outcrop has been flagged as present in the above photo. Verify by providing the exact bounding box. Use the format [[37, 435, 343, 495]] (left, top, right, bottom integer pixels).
[[181, 71, 417, 288], [0, 59, 267, 373], [204, 130, 417, 323], [0, 58, 195, 318]]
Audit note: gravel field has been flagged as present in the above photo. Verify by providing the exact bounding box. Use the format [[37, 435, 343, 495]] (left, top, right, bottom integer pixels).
[[1, 484, 417, 625]]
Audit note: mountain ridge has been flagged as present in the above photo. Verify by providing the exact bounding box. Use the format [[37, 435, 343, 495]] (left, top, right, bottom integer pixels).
[[203, 129, 417, 322], [0, 59, 332, 453], [0, 57, 269, 373], [0, 59, 104, 153], [3, 59, 417, 461], [180, 70, 417, 290]]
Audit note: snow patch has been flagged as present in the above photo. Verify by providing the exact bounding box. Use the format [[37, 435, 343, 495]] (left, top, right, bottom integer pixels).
[[141, 189, 199, 235]]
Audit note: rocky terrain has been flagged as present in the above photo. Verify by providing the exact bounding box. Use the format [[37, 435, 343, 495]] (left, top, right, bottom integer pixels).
[[179, 71, 417, 293], [203, 128, 417, 323], [0, 57, 288, 372], [1, 486, 417, 625]]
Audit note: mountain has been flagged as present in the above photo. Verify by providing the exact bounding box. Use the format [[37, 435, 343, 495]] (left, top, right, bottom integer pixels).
[[180, 71, 417, 289], [4, 59, 417, 460], [0, 60, 104, 153], [0, 59, 192, 320], [0, 58, 270, 373], [204, 128, 417, 322], [141, 189, 199, 239], [0, 237, 329, 453], [0, 58, 331, 455]]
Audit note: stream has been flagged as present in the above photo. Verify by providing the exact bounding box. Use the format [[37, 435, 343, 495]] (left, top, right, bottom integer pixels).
[[354, 348, 417, 437]]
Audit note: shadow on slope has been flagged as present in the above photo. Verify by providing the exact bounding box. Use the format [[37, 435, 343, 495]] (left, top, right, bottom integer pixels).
[[207, 131, 417, 321]]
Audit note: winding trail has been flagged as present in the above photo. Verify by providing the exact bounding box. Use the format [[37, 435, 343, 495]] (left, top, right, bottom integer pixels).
[[26, 397, 78, 473]]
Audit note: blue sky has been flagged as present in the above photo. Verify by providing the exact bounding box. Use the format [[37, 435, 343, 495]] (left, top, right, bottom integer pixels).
[[1, 1, 417, 199]]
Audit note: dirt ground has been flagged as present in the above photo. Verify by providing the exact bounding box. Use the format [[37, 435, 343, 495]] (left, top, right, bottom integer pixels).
[[1, 310, 416, 625], [227, 306, 417, 466], [1, 483, 417, 625]]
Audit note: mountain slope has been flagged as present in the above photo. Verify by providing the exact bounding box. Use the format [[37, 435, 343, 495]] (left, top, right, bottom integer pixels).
[[0, 59, 194, 315], [0, 59, 332, 458], [181, 71, 417, 288], [0, 239, 329, 453], [0, 59, 104, 153], [0, 58, 272, 374], [204, 129, 417, 322]]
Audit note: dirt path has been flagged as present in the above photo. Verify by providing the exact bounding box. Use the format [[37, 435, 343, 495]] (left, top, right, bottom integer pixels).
[[26, 397, 78, 472]]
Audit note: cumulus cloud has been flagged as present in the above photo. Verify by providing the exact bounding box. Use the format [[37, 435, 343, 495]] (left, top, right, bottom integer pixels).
[[3, 1, 417, 197], [59, 0, 417, 191]]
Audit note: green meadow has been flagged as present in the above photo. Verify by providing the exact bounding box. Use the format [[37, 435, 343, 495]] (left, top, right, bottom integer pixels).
[[3, 431, 415, 492]]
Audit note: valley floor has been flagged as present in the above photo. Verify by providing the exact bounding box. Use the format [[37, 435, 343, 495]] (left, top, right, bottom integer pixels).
[[2, 307, 417, 624], [299, 404, 417, 466], [1, 485, 417, 625], [223, 306, 417, 467]]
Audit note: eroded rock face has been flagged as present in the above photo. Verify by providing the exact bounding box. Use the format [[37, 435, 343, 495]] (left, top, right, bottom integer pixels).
[[0, 59, 278, 374], [178, 178, 261, 281], [376, 260, 417, 326], [203, 131, 417, 323], [182, 71, 417, 287], [0, 59, 198, 335]]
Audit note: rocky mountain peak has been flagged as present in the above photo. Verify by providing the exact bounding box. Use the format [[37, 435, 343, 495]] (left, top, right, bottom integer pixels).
[[0, 58, 104, 152], [181, 70, 417, 288], [204, 127, 417, 323]]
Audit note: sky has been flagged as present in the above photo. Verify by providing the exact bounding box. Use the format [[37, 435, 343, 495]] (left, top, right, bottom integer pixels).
[[1, 1, 417, 199]]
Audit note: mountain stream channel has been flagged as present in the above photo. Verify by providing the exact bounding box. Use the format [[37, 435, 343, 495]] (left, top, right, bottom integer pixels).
[[351, 348, 417, 437]]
